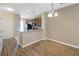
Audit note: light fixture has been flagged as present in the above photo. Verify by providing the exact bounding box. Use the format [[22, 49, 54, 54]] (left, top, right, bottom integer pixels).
[[5, 7, 15, 12], [26, 9, 30, 12], [54, 11, 58, 17], [48, 12, 53, 17], [48, 3, 58, 17]]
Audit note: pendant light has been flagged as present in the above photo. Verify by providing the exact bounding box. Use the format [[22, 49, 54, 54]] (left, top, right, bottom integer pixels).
[[48, 3, 58, 17], [48, 12, 53, 17]]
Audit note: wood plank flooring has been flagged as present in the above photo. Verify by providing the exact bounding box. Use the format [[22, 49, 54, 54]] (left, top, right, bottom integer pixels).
[[1, 38, 79, 56]]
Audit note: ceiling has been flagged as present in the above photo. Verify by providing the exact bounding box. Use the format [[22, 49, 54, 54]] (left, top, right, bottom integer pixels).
[[0, 3, 75, 19]]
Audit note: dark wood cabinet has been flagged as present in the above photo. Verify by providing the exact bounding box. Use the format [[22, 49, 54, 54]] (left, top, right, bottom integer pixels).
[[34, 17, 41, 27]]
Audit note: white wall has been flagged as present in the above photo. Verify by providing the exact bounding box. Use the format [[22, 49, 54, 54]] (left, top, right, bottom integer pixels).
[[0, 9, 20, 39], [41, 13, 48, 40], [18, 14, 47, 47], [47, 4, 79, 47], [22, 30, 43, 45]]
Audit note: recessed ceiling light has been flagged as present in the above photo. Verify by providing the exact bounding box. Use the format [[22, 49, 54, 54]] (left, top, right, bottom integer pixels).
[[26, 9, 30, 12], [5, 7, 15, 12]]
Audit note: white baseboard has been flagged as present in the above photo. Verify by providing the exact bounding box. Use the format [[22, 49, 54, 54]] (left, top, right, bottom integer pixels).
[[22, 39, 42, 48], [42, 38, 48, 40], [15, 36, 43, 48], [48, 38, 79, 49], [14, 36, 23, 48], [15, 36, 79, 49]]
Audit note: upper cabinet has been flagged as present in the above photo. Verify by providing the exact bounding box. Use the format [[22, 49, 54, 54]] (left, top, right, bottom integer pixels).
[[20, 17, 42, 32]]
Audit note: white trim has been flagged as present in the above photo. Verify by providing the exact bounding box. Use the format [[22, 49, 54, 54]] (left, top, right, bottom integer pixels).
[[15, 36, 43, 48], [42, 38, 48, 40], [14, 36, 23, 48], [15, 36, 79, 49], [22, 39, 42, 48], [48, 38, 79, 49]]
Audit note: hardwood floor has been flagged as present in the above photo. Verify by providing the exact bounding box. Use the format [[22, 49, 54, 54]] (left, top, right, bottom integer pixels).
[[1, 38, 79, 56]]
